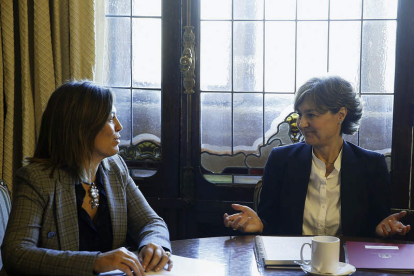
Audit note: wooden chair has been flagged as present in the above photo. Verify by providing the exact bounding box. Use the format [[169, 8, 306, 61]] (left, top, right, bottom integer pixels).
[[253, 178, 262, 212]]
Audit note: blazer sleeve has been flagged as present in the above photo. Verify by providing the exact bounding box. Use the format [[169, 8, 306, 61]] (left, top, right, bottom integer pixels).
[[341, 143, 391, 238], [257, 148, 285, 235], [116, 156, 171, 252], [1, 167, 97, 276], [368, 153, 391, 234]]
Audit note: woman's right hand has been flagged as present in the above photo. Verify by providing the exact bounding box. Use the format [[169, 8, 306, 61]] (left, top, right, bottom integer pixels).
[[93, 247, 145, 276], [223, 204, 264, 233]]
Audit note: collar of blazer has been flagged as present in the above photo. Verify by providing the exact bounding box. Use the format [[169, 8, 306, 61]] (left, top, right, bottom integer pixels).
[[341, 141, 366, 193], [55, 158, 112, 188], [286, 143, 313, 233], [53, 157, 120, 251]]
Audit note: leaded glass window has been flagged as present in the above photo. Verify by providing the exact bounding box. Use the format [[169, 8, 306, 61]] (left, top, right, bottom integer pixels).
[[200, 0, 398, 184], [103, 0, 162, 178]]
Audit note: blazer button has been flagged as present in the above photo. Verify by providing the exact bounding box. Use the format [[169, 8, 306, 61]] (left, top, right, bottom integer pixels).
[[47, 231, 56, 239]]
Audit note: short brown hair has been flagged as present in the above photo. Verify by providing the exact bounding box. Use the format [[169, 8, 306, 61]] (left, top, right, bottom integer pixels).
[[294, 76, 362, 135], [29, 80, 113, 181]]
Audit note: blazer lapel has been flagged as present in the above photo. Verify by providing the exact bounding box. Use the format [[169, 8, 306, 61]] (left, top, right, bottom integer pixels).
[[286, 144, 312, 234], [340, 141, 365, 234], [100, 159, 127, 249], [55, 171, 79, 251]]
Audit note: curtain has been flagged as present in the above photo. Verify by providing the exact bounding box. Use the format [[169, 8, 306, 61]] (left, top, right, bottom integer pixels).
[[0, 0, 95, 192]]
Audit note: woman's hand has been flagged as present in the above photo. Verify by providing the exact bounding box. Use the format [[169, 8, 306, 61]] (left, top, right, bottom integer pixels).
[[223, 204, 264, 233], [376, 211, 411, 238], [138, 243, 173, 272], [93, 247, 145, 276]]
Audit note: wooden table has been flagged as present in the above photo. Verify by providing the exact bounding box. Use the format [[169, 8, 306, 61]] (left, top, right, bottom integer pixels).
[[171, 235, 411, 276]]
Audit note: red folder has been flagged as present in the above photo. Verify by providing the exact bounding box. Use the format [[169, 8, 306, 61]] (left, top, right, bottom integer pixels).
[[346, 241, 414, 271]]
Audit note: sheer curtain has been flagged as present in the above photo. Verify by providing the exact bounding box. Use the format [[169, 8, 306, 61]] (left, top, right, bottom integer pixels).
[[0, 0, 95, 191], [94, 0, 105, 85]]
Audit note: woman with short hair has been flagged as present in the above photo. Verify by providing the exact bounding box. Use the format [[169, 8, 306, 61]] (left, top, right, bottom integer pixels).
[[224, 76, 410, 238]]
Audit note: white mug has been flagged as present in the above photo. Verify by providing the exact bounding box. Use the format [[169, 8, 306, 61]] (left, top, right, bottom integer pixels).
[[300, 236, 340, 274]]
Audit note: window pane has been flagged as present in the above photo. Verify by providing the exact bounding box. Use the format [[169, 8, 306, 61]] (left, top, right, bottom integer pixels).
[[343, 132, 358, 145], [200, 22, 232, 91], [297, 21, 328, 88], [103, 17, 131, 87], [113, 88, 132, 146], [234, 93, 263, 152], [132, 0, 161, 16], [265, 22, 296, 92], [265, 0, 296, 20], [132, 90, 161, 144], [329, 21, 361, 91], [234, 21, 264, 92], [198, 0, 398, 183], [361, 21, 397, 93], [201, 0, 232, 20], [234, 0, 264, 20], [234, 175, 262, 184], [201, 93, 232, 153], [132, 18, 161, 88], [363, 0, 398, 19], [106, 0, 130, 15], [359, 95, 393, 152], [264, 94, 294, 140], [330, 0, 362, 20], [297, 0, 329, 20]]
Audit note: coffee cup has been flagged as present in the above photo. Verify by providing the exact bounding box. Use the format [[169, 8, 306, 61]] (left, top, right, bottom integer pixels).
[[300, 236, 340, 274]]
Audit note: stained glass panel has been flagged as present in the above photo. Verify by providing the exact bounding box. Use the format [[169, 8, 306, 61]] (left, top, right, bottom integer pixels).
[[234, 21, 264, 92], [103, 17, 131, 87], [201, 93, 232, 153], [359, 95, 393, 152], [200, 22, 232, 91], [265, 0, 296, 20], [132, 90, 161, 144], [361, 21, 397, 93], [132, 18, 161, 88], [233, 93, 263, 152], [234, 0, 264, 20], [265, 22, 296, 92]]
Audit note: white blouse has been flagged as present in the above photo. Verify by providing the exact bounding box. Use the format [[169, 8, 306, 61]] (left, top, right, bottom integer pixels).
[[302, 148, 343, 236]]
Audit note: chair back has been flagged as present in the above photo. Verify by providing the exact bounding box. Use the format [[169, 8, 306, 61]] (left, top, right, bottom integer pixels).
[[253, 178, 263, 212], [0, 180, 11, 270]]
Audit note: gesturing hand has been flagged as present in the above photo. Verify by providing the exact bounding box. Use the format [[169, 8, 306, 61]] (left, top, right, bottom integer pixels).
[[376, 211, 411, 238], [138, 243, 173, 272], [223, 204, 264, 233], [93, 247, 145, 276]]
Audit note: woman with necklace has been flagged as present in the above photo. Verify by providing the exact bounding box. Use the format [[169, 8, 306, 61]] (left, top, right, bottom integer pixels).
[[224, 76, 410, 238], [1, 81, 172, 276]]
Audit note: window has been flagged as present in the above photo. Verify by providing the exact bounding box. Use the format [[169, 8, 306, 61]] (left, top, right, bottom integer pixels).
[[199, 0, 398, 184], [99, 0, 181, 198], [103, 0, 162, 178], [98, 0, 413, 239]]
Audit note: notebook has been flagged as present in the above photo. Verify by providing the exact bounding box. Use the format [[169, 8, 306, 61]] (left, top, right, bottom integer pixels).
[[254, 236, 313, 268], [346, 241, 414, 272]]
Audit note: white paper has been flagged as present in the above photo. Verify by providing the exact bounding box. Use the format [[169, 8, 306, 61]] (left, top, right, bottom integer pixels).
[[260, 236, 313, 262], [99, 255, 226, 276], [364, 245, 399, 250]]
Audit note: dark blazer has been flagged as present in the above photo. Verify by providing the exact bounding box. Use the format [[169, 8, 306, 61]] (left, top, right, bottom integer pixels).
[[1, 155, 171, 276], [258, 141, 390, 238]]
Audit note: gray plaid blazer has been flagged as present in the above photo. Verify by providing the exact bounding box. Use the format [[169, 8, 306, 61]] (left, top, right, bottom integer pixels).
[[1, 155, 170, 276]]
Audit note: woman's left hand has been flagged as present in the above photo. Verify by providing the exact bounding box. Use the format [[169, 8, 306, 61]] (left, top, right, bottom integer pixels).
[[138, 243, 173, 272], [376, 211, 411, 238]]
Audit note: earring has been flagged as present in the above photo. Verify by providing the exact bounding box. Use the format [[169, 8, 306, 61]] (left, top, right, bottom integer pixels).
[[338, 121, 342, 124]]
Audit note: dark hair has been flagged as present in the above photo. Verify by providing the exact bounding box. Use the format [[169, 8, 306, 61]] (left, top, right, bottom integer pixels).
[[294, 76, 363, 135], [29, 80, 113, 181]]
